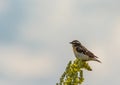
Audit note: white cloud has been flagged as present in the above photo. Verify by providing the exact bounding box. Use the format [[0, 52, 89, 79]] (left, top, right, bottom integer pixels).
[[18, 0, 120, 45], [0, 0, 9, 13], [89, 44, 110, 76], [0, 45, 56, 78], [112, 16, 120, 45], [0, 80, 10, 85], [1, 0, 120, 85]]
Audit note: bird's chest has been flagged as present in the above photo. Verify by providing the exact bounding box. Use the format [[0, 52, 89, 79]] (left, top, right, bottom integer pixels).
[[73, 47, 89, 60]]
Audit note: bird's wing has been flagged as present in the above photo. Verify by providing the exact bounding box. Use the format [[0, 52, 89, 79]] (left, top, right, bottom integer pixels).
[[76, 46, 98, 58]]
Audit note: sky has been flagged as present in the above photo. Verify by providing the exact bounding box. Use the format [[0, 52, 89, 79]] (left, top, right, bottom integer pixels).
[[0, 0, 120, 85]]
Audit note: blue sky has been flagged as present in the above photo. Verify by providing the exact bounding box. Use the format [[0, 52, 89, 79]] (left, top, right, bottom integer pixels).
[[0, 0, 120, 85]]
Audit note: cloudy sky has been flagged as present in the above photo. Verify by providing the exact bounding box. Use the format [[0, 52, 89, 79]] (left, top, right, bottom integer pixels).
[[0, 0, 120, 85]]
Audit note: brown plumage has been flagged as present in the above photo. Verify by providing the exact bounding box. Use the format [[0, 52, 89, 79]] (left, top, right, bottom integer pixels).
[[70, 40, 101, 63]]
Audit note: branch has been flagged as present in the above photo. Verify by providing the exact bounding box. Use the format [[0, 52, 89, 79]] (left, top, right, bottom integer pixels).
[[56, 59, 92, 85]]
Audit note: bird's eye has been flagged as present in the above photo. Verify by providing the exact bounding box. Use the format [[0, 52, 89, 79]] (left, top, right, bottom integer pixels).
[[73, 41, 77, 43], [72, 41, 79, 44], [71, 40, 80, 44], [76, 41, 79, 43], [75, 41, 79, 44], [73, 41, 75, 43]]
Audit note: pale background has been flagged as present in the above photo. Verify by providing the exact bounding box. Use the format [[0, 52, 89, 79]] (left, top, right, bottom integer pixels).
[[0, 0, 120, 85]]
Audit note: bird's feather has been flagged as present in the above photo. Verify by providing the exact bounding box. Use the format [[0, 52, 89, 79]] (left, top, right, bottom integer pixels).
[[76, 46, 98, 58]]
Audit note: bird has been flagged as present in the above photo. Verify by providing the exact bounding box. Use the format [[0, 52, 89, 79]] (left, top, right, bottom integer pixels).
[[70, 40, 101, 63]]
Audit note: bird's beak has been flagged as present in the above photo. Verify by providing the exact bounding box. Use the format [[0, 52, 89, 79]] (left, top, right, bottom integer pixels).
[[69, 42, 72, 44]]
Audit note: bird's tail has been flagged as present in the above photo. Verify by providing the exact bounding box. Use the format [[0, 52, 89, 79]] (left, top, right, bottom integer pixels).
[[93, 58, 101, 63]]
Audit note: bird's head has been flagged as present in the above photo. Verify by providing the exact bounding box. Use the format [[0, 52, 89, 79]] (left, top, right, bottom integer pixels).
[[70, 40, 81, 46]]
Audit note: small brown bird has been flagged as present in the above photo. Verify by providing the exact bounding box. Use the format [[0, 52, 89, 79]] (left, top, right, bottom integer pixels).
[[70, 40, 101, 63]]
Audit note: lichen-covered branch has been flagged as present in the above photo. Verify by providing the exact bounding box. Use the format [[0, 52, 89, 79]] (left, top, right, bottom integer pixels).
[[56, 59, 92, 85]]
